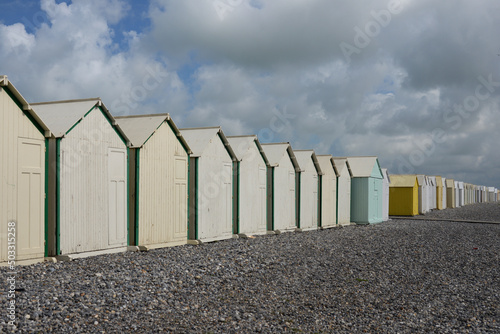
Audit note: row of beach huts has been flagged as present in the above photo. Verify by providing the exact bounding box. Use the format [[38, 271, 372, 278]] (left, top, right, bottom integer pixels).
[[1, 75, 499, 265]]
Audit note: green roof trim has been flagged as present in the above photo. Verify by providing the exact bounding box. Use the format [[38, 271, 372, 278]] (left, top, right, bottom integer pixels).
[[134, 149, 140, 246], [56, 138, 61, 255], [44, 139, 49, 257]]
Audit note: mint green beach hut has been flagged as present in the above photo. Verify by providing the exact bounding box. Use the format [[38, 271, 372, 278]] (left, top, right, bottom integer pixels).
[[347, 156, 384, 225]]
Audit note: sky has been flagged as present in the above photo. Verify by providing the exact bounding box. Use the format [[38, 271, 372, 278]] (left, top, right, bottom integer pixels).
[[1, 0, 499, 188]]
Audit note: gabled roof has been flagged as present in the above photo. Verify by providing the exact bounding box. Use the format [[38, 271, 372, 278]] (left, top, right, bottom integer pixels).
[[261, 142, 300, 171], [226, 135, 270, 166], [382, 168, 391, 184], [417, 175, 429, 186], [115, 113, 191, 153], [332, 157, 353, 177], [445, 179, 455, 187], [293, 150, 323, 175], [389, 174, 418, 188], [31, 98, 100, 137], [30, 98, 128, 143], [0, 75, 51, 137], [346, 156, 383, 179], [180, 126, 236, 160], [428, 176, 436, 186], [316, 155, 339, 177]]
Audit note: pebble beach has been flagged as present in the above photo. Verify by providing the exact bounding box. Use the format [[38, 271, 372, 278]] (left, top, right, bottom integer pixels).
[[1, 202, 499, 333]]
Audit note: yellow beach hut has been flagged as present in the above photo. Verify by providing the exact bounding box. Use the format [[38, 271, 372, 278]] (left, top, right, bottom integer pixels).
[[389, 175, 419, 216]]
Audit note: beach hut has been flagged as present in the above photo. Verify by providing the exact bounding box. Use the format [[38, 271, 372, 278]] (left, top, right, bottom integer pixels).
[[115, 114, 191, 250], [435, 176, 444, 210], [0, 76, 50, 265], [427, 176, 437, 210], [464, 183, 469, 205], [32, 98, 130, 259], [332, 158, 353, 226], [482, 186, 488, 203], [469, 184, 473, 204], [466, 183, 473, 205], [446, 179, 456, 208], [382, 168, 391, 221], [347, 156, 384, 225], [441, 177, 447, 209], [488, 187, 496, 202], [453, 181, 464, 207], [316, 155, 338, 229], [416, 175, 430, 214], [180, 127, 237, 244], [388, 175, 419, 216], [458, 182, 465, 206], [294, 150, 322, 231], [227, 135, 269, 237], [261, 143, 301, 233]]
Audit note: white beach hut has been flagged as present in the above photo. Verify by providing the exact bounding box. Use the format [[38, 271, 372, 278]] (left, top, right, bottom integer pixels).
[[382, 168, 391, 221], [0, 76, 50, 265], [180, 127, 237, 244], [261, 143, 301, 233], [454, 181, 461, 207], [482, 186, 488, 203], [458, 182, 465, 206], [32, 98, 130, 259], [316, 155, 338, 229], [115, 114, 191, 250], [293, 150, 322, 231], [416, 175, 430, 214], [427, 176, 437, 210], [227, 135, 269, 238], [332, 158, 352, 226]]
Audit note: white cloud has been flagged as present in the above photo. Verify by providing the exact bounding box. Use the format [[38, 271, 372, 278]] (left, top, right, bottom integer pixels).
[[0, 23, 35, 56], [0, 0, 499, 187], [0, 0, 188, 117]]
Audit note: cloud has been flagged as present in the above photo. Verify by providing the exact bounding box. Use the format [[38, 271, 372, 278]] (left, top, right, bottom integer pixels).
[[0, 0, 499, 188], [0, 0, 188, 116]]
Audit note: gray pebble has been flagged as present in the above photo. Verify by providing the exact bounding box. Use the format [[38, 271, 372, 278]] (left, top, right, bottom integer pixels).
[[1, 202, 499, 333]]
